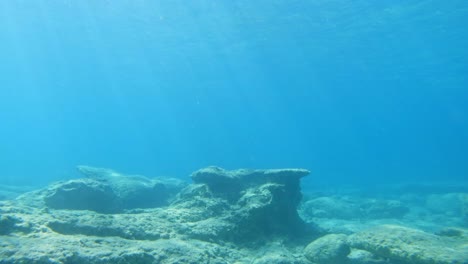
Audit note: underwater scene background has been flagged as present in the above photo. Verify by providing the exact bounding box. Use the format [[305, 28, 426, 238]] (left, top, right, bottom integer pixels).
[[0, 1, 467, 264], [1, 0, 467, 186]]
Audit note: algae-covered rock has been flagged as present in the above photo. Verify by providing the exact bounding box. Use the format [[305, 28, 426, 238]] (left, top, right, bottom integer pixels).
[[304, 234, 350, 264], [77, 165, 187, 209], [348, 225, 468, 264]]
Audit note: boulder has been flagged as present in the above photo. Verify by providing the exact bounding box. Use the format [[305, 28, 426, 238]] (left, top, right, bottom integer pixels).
[[304, 234, 350, 264]]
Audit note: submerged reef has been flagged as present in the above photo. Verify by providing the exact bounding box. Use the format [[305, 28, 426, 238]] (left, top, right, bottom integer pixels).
[[0, 166, 467, 264]]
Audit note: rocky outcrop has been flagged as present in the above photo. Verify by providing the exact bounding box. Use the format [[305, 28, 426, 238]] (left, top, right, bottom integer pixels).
[[189, 166, 313, 240]]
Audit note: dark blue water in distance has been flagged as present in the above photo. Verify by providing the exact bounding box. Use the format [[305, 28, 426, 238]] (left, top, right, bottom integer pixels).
[[0, 1, 467, 187]]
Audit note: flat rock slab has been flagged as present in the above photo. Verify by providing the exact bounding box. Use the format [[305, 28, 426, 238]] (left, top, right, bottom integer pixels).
[[192, 166, 310, 183], [191, 166, 310, 195], [0, 233, 240, 264]]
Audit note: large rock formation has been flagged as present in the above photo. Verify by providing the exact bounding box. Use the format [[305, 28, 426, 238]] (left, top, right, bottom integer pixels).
[[0, 166, 315, 263]]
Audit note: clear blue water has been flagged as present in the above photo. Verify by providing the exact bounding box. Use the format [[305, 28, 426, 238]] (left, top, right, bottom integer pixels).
[[0, 1, 467, 186]]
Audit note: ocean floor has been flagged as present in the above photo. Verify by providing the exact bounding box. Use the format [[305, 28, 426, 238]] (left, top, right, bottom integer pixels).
[[0, 166, 467, 264]]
